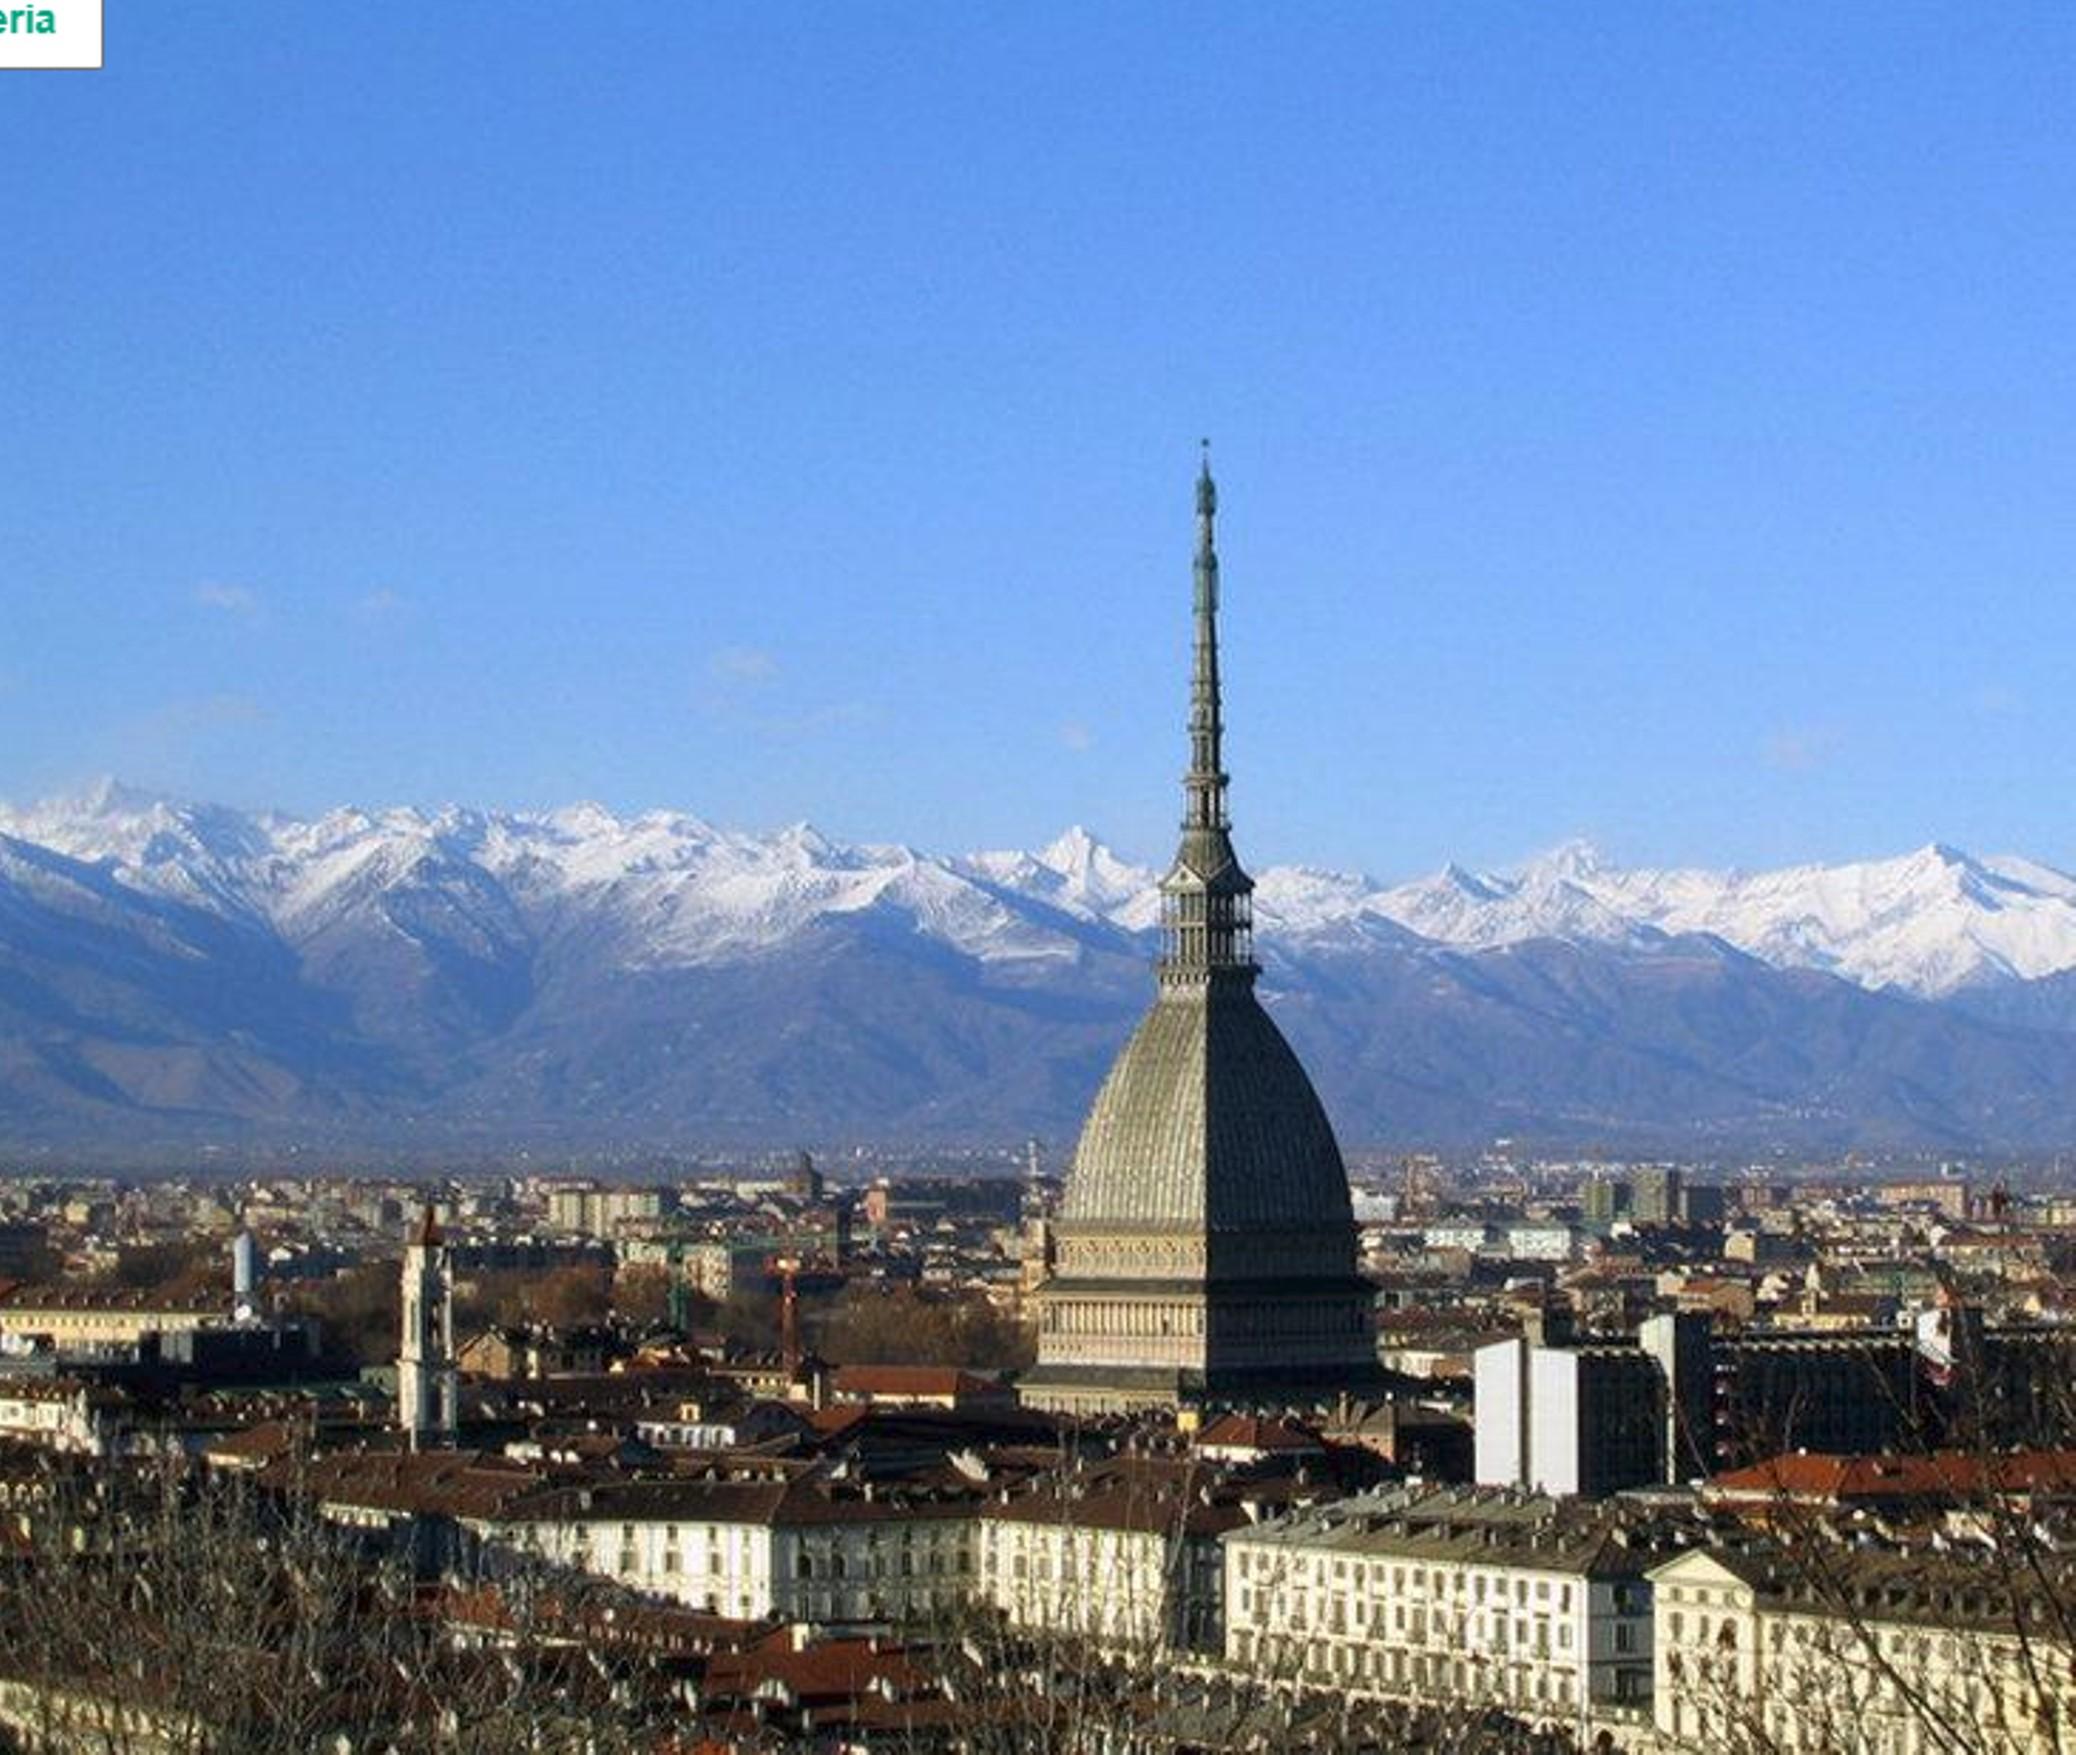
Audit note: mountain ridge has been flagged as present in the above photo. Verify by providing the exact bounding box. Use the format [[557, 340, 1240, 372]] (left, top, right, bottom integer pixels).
[[5, 781, 2076, 1153]]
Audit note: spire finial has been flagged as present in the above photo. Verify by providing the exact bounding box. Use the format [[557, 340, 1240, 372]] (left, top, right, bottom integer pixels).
[[1159, 453, 1255, 985]]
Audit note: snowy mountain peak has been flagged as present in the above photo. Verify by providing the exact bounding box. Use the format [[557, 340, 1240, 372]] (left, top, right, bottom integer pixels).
[[5, 782, 2076, 1002], [1037, 825, 1149, 898], [0, 779, 270, 884], [1436, 861, 1505, 899], [75, 775, 171, 818], [1522, 837, 1609, 882], [1040, 824, 1107, 873], [545, 800, 619, 835], [774, 821, 836, 861]]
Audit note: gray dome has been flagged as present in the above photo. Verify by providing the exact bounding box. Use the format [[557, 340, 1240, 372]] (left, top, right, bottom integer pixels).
[[1064, 981, 1356, 1234]]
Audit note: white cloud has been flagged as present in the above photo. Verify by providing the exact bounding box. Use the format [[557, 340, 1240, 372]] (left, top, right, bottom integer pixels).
[[695, 644, 875, 738], [100, 694, 266, 785], [153, 693, 265, 733], [1762, 726, 1840, 773], [355, 587, 408, 619], [193, 581, 259, 618], [1059, 719, 1095, 752], [710, 645, 779, 684]]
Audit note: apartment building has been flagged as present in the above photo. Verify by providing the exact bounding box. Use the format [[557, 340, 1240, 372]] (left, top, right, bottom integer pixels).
[[1223, 1484, 1660, 1739], [975, 1456, 1272, 1653], [1651, 1545, 2073, 1754]]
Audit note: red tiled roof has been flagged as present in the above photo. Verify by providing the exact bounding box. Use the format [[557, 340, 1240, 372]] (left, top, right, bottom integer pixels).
[[702, 1628, 929, 1708], [1194, 1412, 1322, 1453], [831, 1364, 991, 1397], [280, 1447, 546, 1519], [1709, 1448, 2076, 1505]]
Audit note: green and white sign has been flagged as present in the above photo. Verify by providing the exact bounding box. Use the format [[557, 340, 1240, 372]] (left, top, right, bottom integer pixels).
[[0, 0, 100, 70]]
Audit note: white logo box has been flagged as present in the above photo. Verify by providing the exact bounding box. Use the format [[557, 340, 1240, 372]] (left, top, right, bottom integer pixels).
[[0, 0, 102, 70]]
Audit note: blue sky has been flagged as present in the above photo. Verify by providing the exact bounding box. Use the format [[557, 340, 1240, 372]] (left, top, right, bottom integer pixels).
[[5, 5, 2075, 879]]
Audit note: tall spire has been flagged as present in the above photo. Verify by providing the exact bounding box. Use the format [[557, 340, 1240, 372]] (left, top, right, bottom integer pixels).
[[1185, 442, 1226, 836], [1159, 447, 1256, 985]]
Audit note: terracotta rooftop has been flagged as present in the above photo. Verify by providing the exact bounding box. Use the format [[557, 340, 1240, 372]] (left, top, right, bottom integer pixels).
[[1708, 1448, 2076, 1506], [279, 1448, 545, 1520], [831, 1364, 996, 1398], [1194, 1412, 1323, 1454], [701, 1626, 930, 1709]]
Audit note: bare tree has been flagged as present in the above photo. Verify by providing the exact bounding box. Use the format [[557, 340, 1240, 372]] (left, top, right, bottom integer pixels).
[[0, 1455, 674, 1753]]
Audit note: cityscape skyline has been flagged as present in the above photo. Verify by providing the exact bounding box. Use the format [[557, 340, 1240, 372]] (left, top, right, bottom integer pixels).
[[7, 8, 2076, 877], [2, 12, 2073, 1748]]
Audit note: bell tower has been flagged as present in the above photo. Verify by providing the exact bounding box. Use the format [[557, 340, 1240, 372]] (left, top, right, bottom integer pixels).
[[397, 1204, 458, 1449]]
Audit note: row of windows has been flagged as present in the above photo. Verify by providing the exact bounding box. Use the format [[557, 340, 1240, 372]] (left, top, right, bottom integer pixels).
[[1043, 1302, 1200, 1336], [796, 1548, 970, 1580], [1230, 1633, 1592, 1709], [1236, 1589, 1591, 1656], [1233, 1548, 1579, 1612]]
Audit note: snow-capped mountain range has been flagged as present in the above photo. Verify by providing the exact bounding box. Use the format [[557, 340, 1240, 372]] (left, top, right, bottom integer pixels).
[[7, 779, 2076, 1153], [1273, 838, 2076, 998]]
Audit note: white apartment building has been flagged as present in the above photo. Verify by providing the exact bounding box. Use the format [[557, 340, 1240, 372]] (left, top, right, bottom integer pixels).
[[975, 1457, 1247, 1653], [1505, 1224, 1577, 1262], [1651, 1546, 2074, 1755], [0, 1287, 231, 1353], [482, 1471, 980, 1626], [1224, 1485, 1657, 1741], [617, 1237, 777, 1302], [544, 1184, 673, 1239]]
